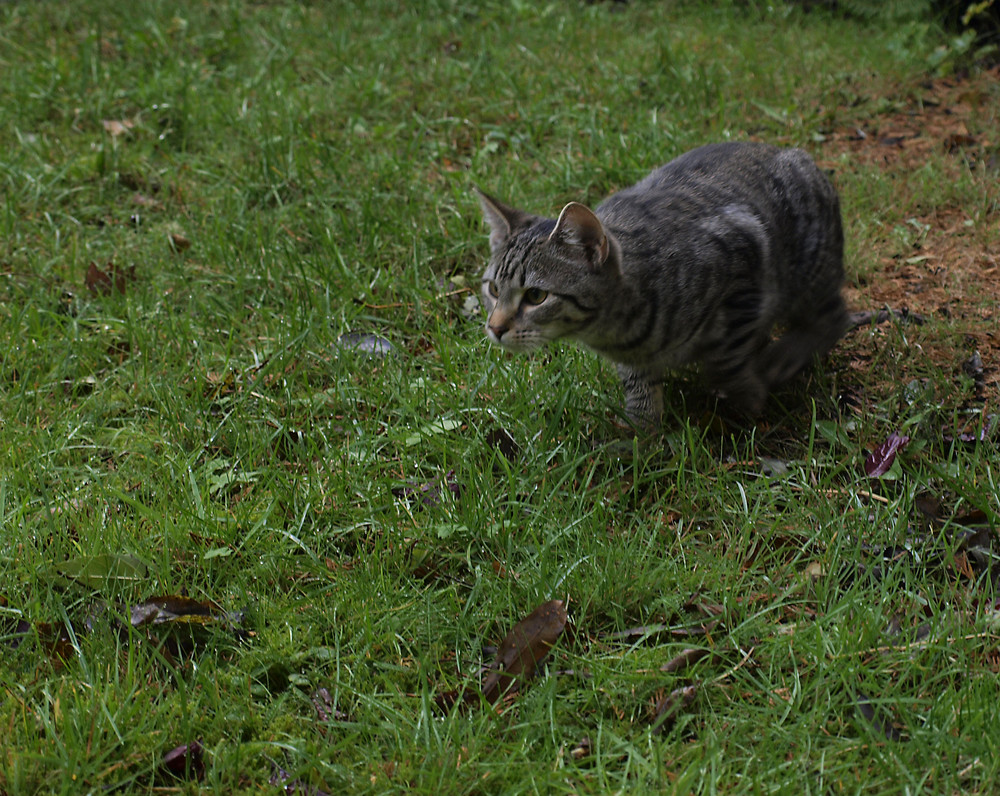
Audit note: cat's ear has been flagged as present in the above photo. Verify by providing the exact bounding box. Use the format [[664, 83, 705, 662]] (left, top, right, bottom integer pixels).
[[474, 188, 532, 252], [550, 202, 609, 267]]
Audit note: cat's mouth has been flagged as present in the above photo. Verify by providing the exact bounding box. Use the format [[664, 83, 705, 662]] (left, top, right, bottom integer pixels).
[[485, 327, 544, 353]]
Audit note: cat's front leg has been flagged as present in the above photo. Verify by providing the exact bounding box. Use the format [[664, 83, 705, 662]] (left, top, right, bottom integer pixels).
[[616, 364, 663, 431]]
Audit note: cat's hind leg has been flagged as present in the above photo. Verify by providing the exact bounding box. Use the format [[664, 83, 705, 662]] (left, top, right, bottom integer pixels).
[[700, 289, 773, 416], [762, 290, 848, 388], [616, 364, 664, 431]]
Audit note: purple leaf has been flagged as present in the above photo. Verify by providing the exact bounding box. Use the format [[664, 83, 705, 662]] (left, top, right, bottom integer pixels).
[[943, 414, 997, 446], [864, 432, 911, 477]]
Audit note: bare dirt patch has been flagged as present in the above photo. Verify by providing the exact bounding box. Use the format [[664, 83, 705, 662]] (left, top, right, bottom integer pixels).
[[824, 66, 1000, 395]]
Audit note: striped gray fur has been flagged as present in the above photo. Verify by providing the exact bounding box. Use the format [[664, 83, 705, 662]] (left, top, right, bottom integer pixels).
[[476, 142, 847, 429]]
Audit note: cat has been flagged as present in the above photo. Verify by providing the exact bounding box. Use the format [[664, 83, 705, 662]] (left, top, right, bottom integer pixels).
[[475, 141, 847, 430]]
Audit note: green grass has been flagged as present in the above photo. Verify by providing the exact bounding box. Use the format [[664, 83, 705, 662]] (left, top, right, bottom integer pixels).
[[2, 0, 999, 793]]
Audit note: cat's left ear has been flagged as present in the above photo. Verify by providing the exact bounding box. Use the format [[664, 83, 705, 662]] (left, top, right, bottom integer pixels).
[[550, 202, 609, 267], [474, 188, 533, 253]]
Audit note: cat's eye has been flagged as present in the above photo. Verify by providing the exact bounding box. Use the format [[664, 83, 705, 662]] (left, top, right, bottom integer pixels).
[[486, 280, 499, 298], [522, 287, 548, 305]]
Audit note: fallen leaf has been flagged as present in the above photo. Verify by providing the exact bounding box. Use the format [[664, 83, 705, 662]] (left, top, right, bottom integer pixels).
[[159, 741, 205, 781], [460, 293, 482, 320], [659, 647, 713, 674], [600, 618, 719, 643], [169, 233, 192, 253], [963, 350, 984, 383], [879, 135, 908, 147], [85, 261, 135, 295], [391, 470, 462, 508], [26, 621, 76, 661], [131, 193, 163, 210], [485, 427, 520, 461], [405, 419, 462, 447], [846, 308, 926, 329], [864, 431, 910, 477], [52, 553, 148, 588], [804, 560, 825, 579], [650, 684, 698, 734], [944, 414, 996, 446], [943, 132, 977, 151], [130, 596, 227, 628], [855, 691, 904, 742], [311, 687, 348, 725], [759, 456, 789, 477], [569, 737, 592, 760], [102, 118, 135, 137], [62, 374, 98, 396], [480, 599, 568, 703], [107, 338, 132, 362]]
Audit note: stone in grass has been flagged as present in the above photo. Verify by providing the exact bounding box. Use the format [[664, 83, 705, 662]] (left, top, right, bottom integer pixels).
[[335, 332, 394, 358]]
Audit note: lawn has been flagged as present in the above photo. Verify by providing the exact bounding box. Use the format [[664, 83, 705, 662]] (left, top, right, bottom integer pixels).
[[1, 0, 999, 793]]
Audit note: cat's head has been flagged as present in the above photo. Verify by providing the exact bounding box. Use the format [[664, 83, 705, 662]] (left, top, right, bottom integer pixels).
[[475, 188, 613, 352]]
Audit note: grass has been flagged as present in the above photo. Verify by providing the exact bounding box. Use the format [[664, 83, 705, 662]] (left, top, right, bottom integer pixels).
[[1, 0, 999, 793]]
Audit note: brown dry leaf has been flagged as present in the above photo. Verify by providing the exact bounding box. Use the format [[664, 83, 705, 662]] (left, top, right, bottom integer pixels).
[[481, 599, 568, 703], [132, 192, 164, 210], [169, 233, 192, 253], [102, 118, 135, 137], [130, 596, 224, 628], [569, 737, 592, 760], [204, 370, 239, 399], [660, 647, 713, 674], [650, 684, 698, 735], [159, 740, 205, 782], [311, 687, 348, 725], [29, 621, 77, 662], [107, 338, 132, 363], [85, 261, 135, 295]]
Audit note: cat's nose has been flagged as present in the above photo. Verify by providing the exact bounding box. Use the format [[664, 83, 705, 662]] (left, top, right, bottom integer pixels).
[[487, 321, 509, 340]]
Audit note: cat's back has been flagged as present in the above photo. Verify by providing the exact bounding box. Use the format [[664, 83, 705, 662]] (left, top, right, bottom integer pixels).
[[596, 141, 831, 224], [593, 142, 841, 294]]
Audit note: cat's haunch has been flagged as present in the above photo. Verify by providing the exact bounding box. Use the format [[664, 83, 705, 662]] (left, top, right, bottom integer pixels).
[[477, 142, 847, 430]]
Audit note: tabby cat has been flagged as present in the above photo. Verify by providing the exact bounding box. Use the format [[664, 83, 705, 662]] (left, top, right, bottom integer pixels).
[[476, 142, 847, 429]]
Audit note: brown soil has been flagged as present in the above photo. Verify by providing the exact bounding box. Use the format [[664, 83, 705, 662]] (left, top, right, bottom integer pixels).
[[822, 66, 1000, 395]]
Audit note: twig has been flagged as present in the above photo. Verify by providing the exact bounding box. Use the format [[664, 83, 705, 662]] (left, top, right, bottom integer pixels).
[[847, 308, 926, 330], [711, 645, 755, 684]]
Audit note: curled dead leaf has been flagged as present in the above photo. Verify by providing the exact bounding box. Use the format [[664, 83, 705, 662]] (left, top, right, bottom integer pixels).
[[85, 261, 135, 295], [855, 691, 904, 742], [650, 684, 698, 735], [160, 740, 205, 781], [864, 431, 910, 477], [480, 599, 568, 703], [660, 647, 713, 674], [569, 737, 592, 760], [169, 233, 192, 253], [391, 470, 462, 508], [485, 427, 520, 461], [102, 118, 135, 137], [131, 192, 164, 210], [130, 595, 226, 628]]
